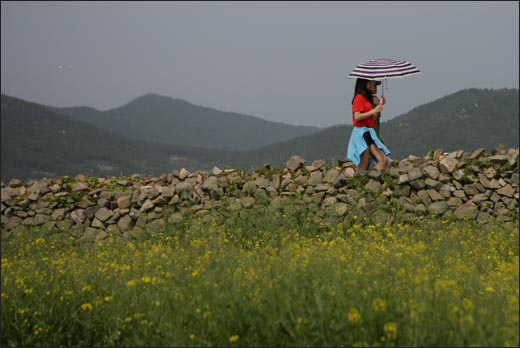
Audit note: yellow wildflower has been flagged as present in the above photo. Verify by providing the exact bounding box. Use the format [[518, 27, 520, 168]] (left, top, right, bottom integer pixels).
[[229, 335, 239, 343], [372, 298, 387, 312], [462, 298, 474, 311], [347, 308, 362, 325], [80, 303, 93, 311], [384, 322, 398, 340]]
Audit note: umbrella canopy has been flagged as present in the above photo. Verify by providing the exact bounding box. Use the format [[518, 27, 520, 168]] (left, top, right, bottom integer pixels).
[[348, 57, 420, 80]]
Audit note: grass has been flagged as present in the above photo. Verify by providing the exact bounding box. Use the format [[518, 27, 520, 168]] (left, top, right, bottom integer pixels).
[[1, 203, 518, 346]]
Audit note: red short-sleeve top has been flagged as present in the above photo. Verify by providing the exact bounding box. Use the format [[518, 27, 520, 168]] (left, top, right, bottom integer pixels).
[[352, 93, 376, 128]]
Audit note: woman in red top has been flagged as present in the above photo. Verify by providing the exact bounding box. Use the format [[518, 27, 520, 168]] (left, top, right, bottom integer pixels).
[[346, 78, 390, 172]]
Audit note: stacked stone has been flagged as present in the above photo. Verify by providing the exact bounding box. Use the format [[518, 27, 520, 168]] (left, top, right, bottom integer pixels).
[[1, 147, 518, 240]]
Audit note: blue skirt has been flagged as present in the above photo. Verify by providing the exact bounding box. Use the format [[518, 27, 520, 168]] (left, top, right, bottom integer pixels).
[[346, 127, 391, 166]]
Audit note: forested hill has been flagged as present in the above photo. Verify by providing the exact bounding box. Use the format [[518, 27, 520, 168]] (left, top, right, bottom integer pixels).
[[46, 93, 319, 151], [1, 88, 518, 181], [380, 88, 519, 160], [228, 88, 519, 168]]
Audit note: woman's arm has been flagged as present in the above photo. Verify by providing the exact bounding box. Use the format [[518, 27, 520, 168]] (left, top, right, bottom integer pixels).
[[353, 104, 383, 122]]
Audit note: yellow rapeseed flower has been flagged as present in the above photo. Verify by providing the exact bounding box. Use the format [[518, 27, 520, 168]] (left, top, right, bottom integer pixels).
[[462, 298, 474, 311], [126, 280, 136, 288], [384, 322, 398, 340], [347, 308, 362, 325], [81, 303, 93, 311], [372, 298, 387, 312]]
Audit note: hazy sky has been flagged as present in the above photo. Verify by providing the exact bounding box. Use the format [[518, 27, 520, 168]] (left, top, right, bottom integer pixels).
[[1, 1, 518, 128]]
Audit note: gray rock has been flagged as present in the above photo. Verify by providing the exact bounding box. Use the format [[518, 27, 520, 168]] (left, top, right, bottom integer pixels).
[[8, 179, 23, 187], [394, 185, 411, 197], [56, 219, 73, 231], [117, 195, 132, 209], [332, 203, 348, 216], [323, 169, 340, 183], [497, 184, 515, 198], [463, 184, 480, 196], [71, 209, 87, 224], [176, 182, 194, 193], [454, 201, 479, 220], [91, 218, 106, 229], [211, 166, 223, 176], [417, 190, 432, 205], [344, 167, 356, 178], [286, 155, 305, 172], [407, 167, 423, 181], [271, 175, 281, 190], [365, 180, 381, 193], [398, 174, 409, 184], [410, 180, 425, 190], [117, 215, 133, 232], [202, 176, 219, 191], [427, 189, 444, 201], [425, 178, 442, 190], [471, 193, 490, 204], [447, 197, 463, 207], [72, 182, 89, 192], [242, 181, 258, 194], [439, 157, 458, 173], [254, 189, 269, 204], [469, 147, 486, 160], [95, 207, 112, 222], [77, 196, 96, 209], [242, 197, 256, 208], [332, 174, 347, 189], [428, 201, 449, 215], [255, 177, 270, 189], [308, 172, 323, 187], [179, 168, 190, 180], [322, 196, 337, 208]]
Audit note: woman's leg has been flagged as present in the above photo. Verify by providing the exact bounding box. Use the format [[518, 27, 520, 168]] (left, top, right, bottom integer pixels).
[[362, 131, 387, 170], [357, 149, 370, 172], [368, 145, 387, 170]]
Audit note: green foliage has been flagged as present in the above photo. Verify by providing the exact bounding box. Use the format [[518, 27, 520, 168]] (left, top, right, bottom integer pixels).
[[2, 213, 518, 346]]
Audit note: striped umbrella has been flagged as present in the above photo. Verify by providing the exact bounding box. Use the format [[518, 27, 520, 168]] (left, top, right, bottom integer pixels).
[[348, 57, 420, 96], [349, 57, 420, 80]]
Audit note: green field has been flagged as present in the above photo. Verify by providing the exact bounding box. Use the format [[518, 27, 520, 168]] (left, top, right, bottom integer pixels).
[[2, 204, 518, 346]]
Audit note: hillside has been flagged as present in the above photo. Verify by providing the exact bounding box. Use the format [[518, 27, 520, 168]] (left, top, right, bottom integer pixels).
[[2, 88, 518, 181], [381, 88, 519, 159], [229, 88, 519, 168], [46, 93, 319, 151], [0, 95, 228, 181]]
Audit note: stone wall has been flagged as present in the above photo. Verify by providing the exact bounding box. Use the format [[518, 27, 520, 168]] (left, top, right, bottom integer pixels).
[[1, 146, 518, 240]]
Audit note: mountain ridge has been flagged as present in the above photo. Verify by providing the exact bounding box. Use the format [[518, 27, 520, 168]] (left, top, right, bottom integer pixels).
[[46, 93, 319, 150], [1, 88, 518, 181]]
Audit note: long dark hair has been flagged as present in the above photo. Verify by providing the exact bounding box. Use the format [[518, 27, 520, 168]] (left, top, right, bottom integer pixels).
[[351, 78, 377, 106]]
